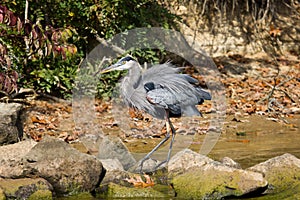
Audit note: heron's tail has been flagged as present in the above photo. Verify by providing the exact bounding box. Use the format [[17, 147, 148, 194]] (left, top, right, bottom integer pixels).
[[196, 87, 211, 104]]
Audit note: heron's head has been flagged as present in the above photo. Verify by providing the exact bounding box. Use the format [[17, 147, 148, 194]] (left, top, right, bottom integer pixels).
[[101, 55, 137, 73]]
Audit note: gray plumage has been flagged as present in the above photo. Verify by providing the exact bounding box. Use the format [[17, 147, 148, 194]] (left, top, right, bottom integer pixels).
[[101, 55, 211, 172], [103, 56, 210, 118]]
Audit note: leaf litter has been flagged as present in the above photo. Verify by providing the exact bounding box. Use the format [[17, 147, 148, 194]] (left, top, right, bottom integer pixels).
[[23, 53, 299, 145]]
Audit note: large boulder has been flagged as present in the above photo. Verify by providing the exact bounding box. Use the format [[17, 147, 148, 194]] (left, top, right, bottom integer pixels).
[[248, 153, 300, 198], [0, 137, 105, 195], [0, 103, 23, 145], [24, 137, 104, 195], [168, 149, 268, 199], [98, 136, 136, 170]]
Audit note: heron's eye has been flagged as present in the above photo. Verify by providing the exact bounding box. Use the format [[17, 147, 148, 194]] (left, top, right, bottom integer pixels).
[[122, 61, 127, 65]]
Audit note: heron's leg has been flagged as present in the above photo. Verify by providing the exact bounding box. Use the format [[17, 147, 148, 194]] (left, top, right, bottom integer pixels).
[[155, 117, 176, 169], [139, 110, 171, 173]]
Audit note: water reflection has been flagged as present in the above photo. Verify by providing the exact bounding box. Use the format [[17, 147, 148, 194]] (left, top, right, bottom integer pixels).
[[205, 115, 300, 168]]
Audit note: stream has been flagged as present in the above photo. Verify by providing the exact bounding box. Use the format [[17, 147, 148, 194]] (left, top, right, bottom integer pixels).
[[130, 115, 300, 169], [207, 115, 300, 168]]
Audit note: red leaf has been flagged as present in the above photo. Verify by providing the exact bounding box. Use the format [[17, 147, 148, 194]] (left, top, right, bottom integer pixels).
[[24, 23, 32, 35], [9, 14, 17, 26]]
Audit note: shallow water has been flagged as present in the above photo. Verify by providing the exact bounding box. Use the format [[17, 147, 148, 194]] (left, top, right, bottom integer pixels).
[[205, 115, 300, 168], [131, 115, 300, 168]]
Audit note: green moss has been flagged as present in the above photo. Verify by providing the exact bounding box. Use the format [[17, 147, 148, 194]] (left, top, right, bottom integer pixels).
[[263, 167, 300, 193], [0, 188, 6, 200], [0, 178, 52, 199], [28, 190, 52, 200], [245, 184, 300, 200], [100, 183, 168, 198], [172, 169, 265, 199], [61, 181, 83, 196]]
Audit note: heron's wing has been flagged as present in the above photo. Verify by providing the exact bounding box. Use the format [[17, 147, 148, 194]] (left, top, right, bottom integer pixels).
[[146, 87, 181, 113], [142, 63, 210, 116], [119, 64, 166, 119], [122, 62, 211, 118]]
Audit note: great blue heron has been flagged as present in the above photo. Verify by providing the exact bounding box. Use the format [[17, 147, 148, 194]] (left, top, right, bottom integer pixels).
[[101, 55, 211, 172]]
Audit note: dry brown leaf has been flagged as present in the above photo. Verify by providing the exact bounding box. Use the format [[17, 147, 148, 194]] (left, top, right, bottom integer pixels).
[[124, 174, 155, 188], [31, 116, 47, 124], [269, 25, 281, 37]]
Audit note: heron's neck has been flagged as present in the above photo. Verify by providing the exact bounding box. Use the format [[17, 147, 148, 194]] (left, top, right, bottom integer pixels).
[[121, 63, 142, 96], [128, 63, 141, 84]]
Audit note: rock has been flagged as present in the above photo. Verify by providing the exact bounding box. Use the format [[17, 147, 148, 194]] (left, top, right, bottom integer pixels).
[[0, 140, 37, 178], [0, 140, 37, 161], [248, 153, 300, 195], [0, 177, 53, 200], [129, 158, 164, 174], [78, 133, 103, 154], [70, 141, 90, 154], [99, 169, 174, 198], [99, 170, 154, 197], [0, 103, 23, 145], [221, 156, 242, 169], [0, 188, 5, 200], [0, 137, 105, 195], [100, 169, 134, 186], [98, 136, 136, 170], [168, 149, 215, 175], [100, 159, 124, 171], [99, 165, 174, 198], [100, 182, 168, 199], [169, 149, 268, 199], [24, 137, 104, 195]]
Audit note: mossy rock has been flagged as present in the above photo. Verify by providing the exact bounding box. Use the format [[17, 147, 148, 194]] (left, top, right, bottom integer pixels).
[[172, 168, 267, 199], [259, 166, 300, 194], [99, 182, 170, 198], [0, 188, 6, 200], [248, 153, 300, 195], [28, 190, 53, 200], [0, 178, 52, 200]]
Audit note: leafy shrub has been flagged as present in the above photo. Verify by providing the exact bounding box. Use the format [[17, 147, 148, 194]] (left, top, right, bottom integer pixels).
[[1, 0, 178, 99]]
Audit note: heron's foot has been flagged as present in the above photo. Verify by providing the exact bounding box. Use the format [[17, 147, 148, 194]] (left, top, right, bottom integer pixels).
[[155, 159, 168, 170], [139, 162, 145, 174], [139, 156, 151, 174], [139, 156, 163, 174], [139, 157, 168, 174]]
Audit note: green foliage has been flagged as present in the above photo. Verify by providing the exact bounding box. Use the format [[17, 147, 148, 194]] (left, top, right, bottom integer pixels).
[[97, 71, 124, 99], [23, 56, 80, 99], [0, 0, 178, 99], [92, 0, 178, 39]]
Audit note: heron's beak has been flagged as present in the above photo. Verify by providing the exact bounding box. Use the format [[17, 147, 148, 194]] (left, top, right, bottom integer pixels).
[[100, 63, 121, 74]]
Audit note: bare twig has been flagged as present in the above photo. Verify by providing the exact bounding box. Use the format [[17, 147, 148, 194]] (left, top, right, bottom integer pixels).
[[25, 0, 29, 21], [94, 33, 126, 56], [277, 88, 296, 103], [200, 0, 208, 16], [92, 56, 111, 76], [259, 0, 270, 22], [261, 76, 296, 105], [24, 0, 30, 57]]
